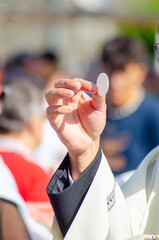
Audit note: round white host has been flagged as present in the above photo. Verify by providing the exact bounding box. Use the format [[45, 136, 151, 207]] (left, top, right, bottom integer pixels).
[[96, 72, 109, 96]]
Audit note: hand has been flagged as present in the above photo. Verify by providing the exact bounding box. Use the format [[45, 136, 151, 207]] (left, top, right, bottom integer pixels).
[[45, 78, 106, 180]]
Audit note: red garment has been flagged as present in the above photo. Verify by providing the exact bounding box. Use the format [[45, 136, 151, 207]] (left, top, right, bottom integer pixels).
[[1, 151, 51, 202]]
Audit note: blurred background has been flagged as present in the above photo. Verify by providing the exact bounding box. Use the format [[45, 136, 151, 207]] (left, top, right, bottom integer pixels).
[[1, 1, 159, 236], [0, 0, 159, 236], [0, 0, 159, 79]]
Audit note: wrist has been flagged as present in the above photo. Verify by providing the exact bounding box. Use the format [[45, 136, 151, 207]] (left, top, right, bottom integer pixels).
[[68, 138, 100, 181]]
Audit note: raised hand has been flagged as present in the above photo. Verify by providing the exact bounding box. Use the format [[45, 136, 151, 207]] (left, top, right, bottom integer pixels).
[[45, 78, 107, 179]]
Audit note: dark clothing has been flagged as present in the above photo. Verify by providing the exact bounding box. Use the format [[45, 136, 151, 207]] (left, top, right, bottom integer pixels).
[[101, 94, 159, 175], [0, 199, 31, 240]]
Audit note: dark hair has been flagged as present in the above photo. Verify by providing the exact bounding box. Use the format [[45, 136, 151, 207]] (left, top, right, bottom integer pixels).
[[0, 78, 45, 133], [40, 51, 58, 64], [4, 53, 32, 72], [101, 36, 147, 74]]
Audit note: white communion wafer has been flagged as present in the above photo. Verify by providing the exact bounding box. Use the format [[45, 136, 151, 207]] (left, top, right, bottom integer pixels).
[[96, 72, 109, 96]]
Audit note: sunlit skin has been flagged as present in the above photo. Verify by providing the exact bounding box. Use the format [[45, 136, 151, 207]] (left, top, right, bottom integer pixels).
[[45, 78, 106, 181]]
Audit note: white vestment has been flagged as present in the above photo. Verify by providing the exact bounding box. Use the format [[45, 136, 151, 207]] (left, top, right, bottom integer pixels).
[[50, 146, 159, 240]]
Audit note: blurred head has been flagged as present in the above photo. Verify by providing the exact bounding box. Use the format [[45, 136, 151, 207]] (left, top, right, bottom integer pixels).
[[23, 51, 59, 83], [4, 53, 46, 89], [0, 78, 46, 149], [101, 36, 148, 107]]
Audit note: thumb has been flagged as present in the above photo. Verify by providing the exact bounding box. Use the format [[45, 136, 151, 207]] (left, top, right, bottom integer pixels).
[[91, 91, 107, 110]]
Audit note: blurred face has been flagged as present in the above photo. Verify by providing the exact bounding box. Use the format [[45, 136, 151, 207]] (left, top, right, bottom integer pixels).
[[108, 62, 146, 107]]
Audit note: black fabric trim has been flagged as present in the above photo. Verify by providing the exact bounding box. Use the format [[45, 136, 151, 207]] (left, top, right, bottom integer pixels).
[[47, 147, 102, 237]]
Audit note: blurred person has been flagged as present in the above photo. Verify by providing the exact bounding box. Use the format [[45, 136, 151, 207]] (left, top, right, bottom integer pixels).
[[0, 157, 51, 240], [0, 78, 53, 229], [4, 51, 67, 173], [0, 71, 50, 239], [31, 51, 68, 173], [99, 36, 159, 184], [20, 50, 67, 89], [4, 53, 46, 89], [4, 52, 32, 74]]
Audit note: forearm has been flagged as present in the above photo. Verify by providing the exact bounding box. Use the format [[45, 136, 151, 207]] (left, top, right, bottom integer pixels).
[[69, 138, 100, 181], [45, 78, 106, 182]]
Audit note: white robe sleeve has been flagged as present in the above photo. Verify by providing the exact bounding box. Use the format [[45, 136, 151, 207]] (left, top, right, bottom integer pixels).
[[122, 146, 159, 237], [50, 152, 131, 240], [50, 147, 159, 239]]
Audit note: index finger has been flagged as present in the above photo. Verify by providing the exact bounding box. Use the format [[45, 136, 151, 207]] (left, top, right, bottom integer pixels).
[[54, 78, 98, 94]]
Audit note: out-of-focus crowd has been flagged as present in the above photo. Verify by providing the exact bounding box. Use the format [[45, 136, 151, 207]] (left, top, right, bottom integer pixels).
[[0, 50, 68, 240]]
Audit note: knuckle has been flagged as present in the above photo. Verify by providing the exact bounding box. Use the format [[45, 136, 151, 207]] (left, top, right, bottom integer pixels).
[[54, 79, 64, 87]]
